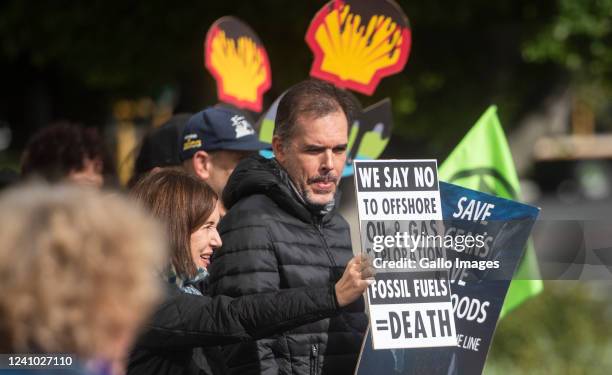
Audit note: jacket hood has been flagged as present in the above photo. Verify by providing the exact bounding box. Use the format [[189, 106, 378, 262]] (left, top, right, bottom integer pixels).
[[222, 155, 340, 223]]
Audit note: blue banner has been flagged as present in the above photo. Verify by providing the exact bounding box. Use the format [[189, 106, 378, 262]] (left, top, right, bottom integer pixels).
[[355, 181, 540, 375]]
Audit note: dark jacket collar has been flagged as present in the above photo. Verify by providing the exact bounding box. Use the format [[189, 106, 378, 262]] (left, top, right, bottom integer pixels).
[[222, 155, 340, 223]]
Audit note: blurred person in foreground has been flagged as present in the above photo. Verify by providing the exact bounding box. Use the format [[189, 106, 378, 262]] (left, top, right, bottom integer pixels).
[[20, 123, 114, 188], [179, 106, 269, 213], [208, 80, 367, 375], [127, 168, 372, 375], [0, 184, 166, 375]]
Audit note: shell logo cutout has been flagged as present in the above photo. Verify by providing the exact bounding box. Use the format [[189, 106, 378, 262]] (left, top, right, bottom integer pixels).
[[205, 17, 271, 112], [306, 0, 411, 95]]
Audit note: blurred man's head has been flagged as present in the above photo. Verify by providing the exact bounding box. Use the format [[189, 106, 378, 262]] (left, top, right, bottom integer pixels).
[[272, 80, 356, 208], [20, 123, 111, 188], [180, 107, 269, 197], [131, 113, 192, 187]]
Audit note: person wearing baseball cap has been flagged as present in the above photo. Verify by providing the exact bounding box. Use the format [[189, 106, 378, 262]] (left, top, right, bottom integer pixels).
[[130, 113, 192, 187], [180, 106, 270, 200]]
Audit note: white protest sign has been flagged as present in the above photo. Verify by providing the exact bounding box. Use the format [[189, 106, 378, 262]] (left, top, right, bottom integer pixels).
[[354, 160, 457, 350], [368, 271, 456, 349]]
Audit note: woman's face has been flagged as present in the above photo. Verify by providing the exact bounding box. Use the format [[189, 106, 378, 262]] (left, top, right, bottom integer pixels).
[[190, 201, 222, 270]]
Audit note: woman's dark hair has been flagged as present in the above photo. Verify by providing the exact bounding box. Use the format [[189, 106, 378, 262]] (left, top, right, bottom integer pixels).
[[130, 168, 217, 278], [20, 122, 114, 182]]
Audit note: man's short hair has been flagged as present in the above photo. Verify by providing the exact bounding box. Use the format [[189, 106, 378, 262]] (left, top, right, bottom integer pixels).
[[274, 79, 358, 145]]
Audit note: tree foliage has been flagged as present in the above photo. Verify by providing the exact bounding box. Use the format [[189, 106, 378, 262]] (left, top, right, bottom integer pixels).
[[0, 0, 609, 152]]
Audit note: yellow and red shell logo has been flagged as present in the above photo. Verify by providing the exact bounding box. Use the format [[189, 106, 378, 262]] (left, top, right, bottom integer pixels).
[[306, 0, 411, 95], [205, 17, 271, 112]]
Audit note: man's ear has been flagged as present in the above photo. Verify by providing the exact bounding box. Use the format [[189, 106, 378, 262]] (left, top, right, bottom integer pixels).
[[272, 135, 285, 163], [192, 150, 211, 181]]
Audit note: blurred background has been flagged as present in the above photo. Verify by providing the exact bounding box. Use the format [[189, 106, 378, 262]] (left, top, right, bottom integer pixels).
[[1, 0, 611, 373]]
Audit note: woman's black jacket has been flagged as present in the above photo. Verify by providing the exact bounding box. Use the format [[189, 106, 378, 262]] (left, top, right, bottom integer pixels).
[[127, 283, 339, 375]]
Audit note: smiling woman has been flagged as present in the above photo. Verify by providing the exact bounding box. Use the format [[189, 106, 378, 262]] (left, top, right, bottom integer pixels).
[[190, 202, 222, 270]]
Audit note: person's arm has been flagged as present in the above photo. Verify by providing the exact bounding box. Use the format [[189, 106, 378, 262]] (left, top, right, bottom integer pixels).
[[137, 256, 371, 349], [136, 284, 335, 349]]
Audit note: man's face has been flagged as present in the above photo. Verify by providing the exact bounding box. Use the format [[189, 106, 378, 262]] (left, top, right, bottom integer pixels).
[[275, 110, 348, 207], [67, 157, 104, 188], [206, 150, 253, 197]]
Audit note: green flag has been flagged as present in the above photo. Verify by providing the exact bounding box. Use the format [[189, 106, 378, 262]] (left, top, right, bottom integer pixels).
[[439, 105, 542, 318]]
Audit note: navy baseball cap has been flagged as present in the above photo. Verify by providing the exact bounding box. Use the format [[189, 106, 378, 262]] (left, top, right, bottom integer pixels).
[[179, 107, 270, 160]]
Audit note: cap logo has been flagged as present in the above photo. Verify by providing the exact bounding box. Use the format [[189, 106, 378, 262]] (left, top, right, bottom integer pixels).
[[183, 133, 202, 151], [231, 115, 255, 138]]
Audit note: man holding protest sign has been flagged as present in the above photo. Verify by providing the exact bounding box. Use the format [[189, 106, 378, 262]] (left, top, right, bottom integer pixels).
[[208, 79, 368, 375]]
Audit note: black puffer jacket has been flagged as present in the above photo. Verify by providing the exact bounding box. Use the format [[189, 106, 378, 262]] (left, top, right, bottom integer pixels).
[[127, 283, 339, 375], [208, 156, 367, 375]]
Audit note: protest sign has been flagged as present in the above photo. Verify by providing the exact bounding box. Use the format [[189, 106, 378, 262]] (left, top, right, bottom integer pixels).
[[367, 270, 456, 349], [354, 160, 457, 350], [355, 181, 540, 375]]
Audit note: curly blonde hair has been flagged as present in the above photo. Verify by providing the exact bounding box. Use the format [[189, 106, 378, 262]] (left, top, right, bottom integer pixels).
[[0, 184, 166, 358]]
